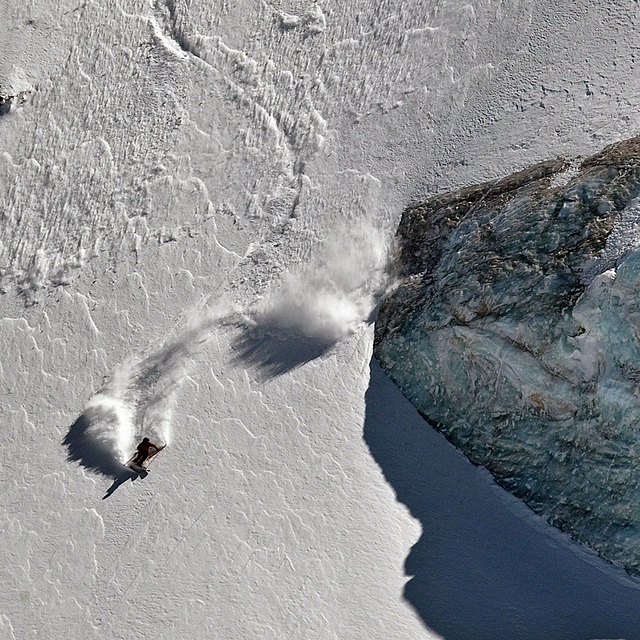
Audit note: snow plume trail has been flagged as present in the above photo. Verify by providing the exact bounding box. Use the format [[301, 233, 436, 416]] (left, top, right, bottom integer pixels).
[[64, 309, 216, 478], [234, 222, 389, 377], [65, 222, 388, 474], [131, 316, 215, 447]]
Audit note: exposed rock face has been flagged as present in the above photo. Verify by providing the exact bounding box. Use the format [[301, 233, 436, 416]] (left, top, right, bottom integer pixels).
[[375, 136, 640, 575]]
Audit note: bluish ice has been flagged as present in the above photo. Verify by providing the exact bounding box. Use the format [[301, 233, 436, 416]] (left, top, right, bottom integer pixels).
[[376, 137, 640, 575]]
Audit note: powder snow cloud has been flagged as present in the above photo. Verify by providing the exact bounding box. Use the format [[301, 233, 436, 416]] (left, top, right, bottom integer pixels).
[[254, 222, 388, 344]]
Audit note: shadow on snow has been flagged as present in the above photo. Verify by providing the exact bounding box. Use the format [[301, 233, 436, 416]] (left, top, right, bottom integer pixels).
[[364, 358, 640, 640], [232, 323, 335, 379], [63, 412, 137, 499]]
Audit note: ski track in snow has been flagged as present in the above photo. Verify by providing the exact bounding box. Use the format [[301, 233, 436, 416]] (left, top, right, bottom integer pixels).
[[64, 321, 208, 470], [65, 219, 388, 475]]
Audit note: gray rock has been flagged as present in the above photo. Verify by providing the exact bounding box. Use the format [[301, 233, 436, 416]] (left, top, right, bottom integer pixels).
[[375, 136, 640, 575]]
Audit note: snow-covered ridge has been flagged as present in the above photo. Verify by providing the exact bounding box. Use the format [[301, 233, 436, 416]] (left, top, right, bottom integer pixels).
[[375, 135, 640, 575]]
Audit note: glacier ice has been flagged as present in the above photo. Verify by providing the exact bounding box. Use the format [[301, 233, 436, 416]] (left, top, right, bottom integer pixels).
[[375, 136, 640, 575]]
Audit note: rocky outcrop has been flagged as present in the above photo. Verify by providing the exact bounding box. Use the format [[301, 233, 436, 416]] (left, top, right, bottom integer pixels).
[[375, 136, 640, 575]]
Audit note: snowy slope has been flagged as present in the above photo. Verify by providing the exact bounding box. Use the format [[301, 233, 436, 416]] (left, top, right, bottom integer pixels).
[[3, 0, 640, 638]]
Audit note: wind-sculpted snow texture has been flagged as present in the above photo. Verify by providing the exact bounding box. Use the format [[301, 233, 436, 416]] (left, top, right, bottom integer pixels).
[[375, 135, 640, 575]]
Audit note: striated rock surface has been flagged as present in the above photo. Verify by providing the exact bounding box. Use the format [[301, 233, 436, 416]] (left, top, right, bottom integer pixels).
[[375, 135, 640, 575]]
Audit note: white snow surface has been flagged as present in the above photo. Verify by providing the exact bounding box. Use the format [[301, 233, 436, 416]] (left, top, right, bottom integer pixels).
[[3, 0, 640, 638]]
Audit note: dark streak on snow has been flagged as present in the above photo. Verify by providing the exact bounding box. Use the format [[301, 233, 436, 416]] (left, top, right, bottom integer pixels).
[[232, 324, 334, 379]]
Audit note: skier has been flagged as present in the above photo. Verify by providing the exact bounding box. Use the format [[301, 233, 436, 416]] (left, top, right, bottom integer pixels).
[[132, 437, 162, 466]]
